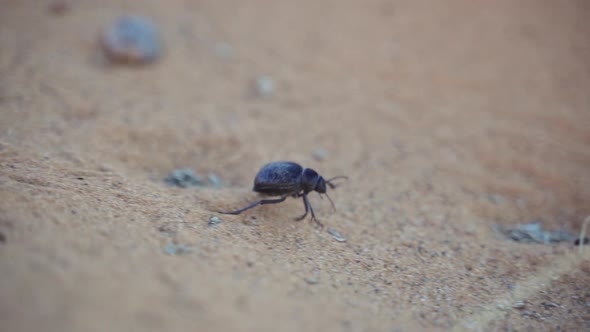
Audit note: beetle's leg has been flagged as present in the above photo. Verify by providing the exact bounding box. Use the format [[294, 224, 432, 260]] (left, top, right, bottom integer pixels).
[[305, 194, 322, 227], [295, 194, 323, 227], [294, 194, 309, 221], [220, 195, 288, 215]]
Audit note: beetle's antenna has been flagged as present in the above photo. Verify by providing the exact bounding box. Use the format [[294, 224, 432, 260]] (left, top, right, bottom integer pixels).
[[324, 193, 336, 211], [327, 175, 348, 182], [326, 175, 348, 189]]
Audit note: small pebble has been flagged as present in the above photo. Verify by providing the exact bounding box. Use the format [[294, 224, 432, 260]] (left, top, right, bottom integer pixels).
[[101, 16, 161, 64], [512, 301, 526, 309], [208, 216, 221, 226], [328, 228, 347, 242], [254, 75, 275, 98], [312, 148, 328, 161], [164, 244, 176, 255], [521, 310, 541, 319], [542, 302, 560, 308], [496, 304, 508, 311], [165, 169, 204, 188], [304, 277, 319, 285], [164, 243, 192, 255], [494, 223, 577, 244]]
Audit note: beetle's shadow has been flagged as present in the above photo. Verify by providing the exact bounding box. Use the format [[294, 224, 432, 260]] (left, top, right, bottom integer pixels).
[[215, 193, 297, 219], [214, 192, 336, 228]]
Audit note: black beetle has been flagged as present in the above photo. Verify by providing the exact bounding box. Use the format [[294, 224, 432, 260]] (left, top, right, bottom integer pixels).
[[220, 161, 347, 226]]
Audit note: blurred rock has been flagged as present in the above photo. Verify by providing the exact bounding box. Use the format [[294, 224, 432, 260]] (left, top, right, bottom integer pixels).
[[312, 148, 327, 161], [328, 228, 347, 242], [101, 16, 161, 64], [208, 216, 221, 226], [165, 169, 204, 188], [493, 222, 577, 244], [254, 75, 275, 98]]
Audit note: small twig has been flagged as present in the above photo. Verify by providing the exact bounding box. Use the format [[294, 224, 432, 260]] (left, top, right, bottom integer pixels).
[[579, 215, 590, 254]]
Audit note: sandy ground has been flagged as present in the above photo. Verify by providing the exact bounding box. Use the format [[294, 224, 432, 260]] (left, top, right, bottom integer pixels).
[[1, 1, 589, 331]]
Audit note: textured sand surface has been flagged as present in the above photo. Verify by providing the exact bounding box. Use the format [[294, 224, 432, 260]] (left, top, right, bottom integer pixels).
[[1, 1, 589, 331]]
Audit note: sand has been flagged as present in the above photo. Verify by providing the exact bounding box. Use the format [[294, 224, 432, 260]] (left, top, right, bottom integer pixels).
[[1, 1, 589, 331]]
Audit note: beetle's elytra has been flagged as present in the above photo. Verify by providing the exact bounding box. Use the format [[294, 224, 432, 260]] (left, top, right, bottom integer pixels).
[[220, 161, 347, 227]]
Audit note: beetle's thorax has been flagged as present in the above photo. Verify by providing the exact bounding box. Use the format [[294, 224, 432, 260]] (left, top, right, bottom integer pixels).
[[301, 168, 321, 193]]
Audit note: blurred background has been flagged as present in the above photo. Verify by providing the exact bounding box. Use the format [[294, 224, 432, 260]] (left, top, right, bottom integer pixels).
[[1, 1, 589, 331]]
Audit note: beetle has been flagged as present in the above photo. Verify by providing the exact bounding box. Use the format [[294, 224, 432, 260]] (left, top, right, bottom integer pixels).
[[220, 161, 347, 226]]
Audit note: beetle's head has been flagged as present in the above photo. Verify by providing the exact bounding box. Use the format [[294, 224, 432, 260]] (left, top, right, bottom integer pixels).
[[310, 172, 349, 211], [315, 176, 327, 194]]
